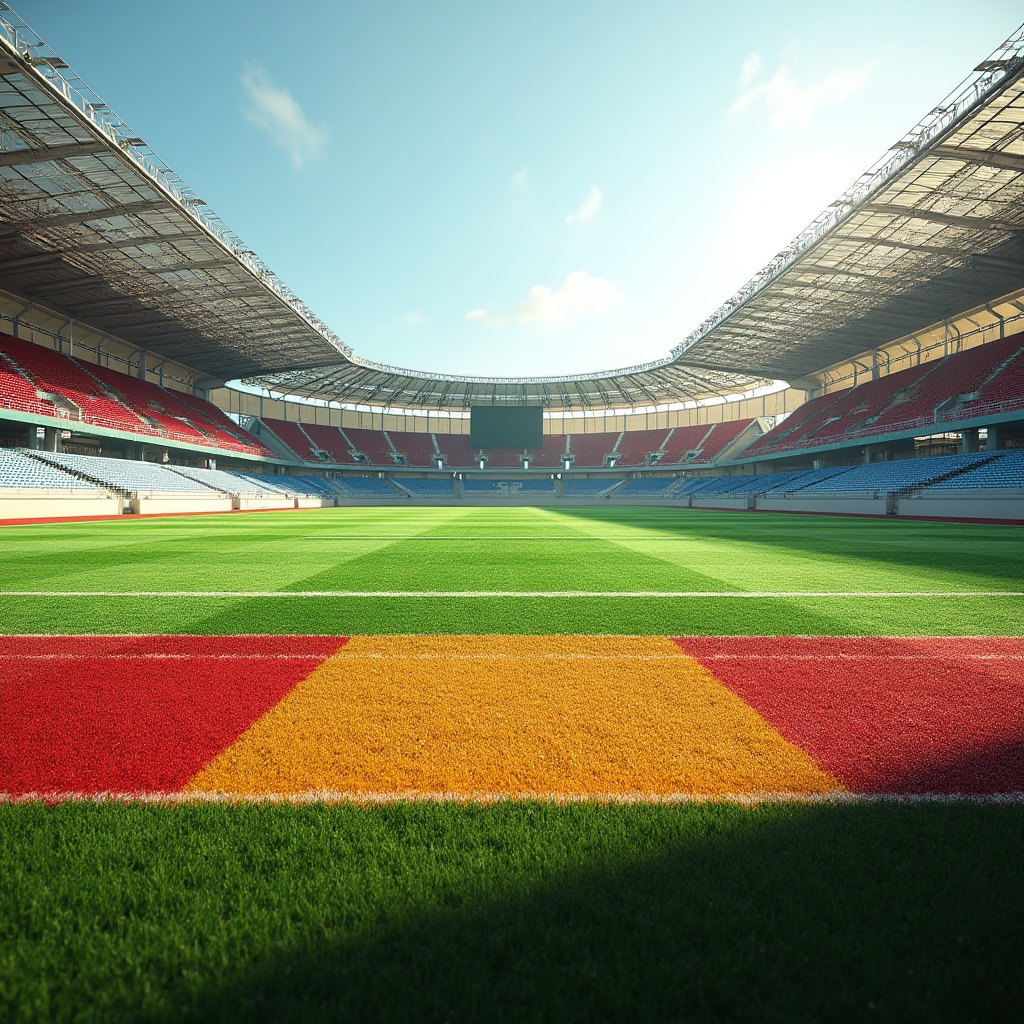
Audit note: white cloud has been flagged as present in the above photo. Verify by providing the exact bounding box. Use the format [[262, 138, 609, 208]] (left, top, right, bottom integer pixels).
[[566, 185, 603, 227], [730, 54, 871, 128], [739, 52, 762, 88], [512, 167, 530, 192], [466, 271, 622, 334], [403, 310, 428, 328], [241, 60, 327, 168], [466, 307, 509, 328]]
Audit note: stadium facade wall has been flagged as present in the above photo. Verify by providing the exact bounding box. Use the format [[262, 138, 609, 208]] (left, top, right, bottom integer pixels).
[[690, 497, 752, 511], [755, 496, 890, 516], [897, 494, 1024, 521], [0, 490, 121, 520], [234, 496, 298, 511], [129, 494, 233, 516], [222, 385, 803, 437]]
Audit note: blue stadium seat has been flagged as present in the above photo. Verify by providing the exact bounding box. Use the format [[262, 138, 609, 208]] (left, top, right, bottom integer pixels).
[[395, 479, 456, 496], [462, 479, 555, 493], [609, 478, 680, 497], [922, 450, 1024, 490], [336, 478, 404, 496], [562, 478, 624, 496], [0, 449, 97, 490], [33, 451, 219, 495], [797, 453, 994, 493]]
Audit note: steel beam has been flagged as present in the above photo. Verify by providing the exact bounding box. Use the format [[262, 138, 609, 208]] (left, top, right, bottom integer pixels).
[[0, 251, 64, 273], [859, 202, 1018, 233], [930, 144, 1024, 175], [0, 199, 168, 238], [0, 141, 109, 168], [840, 233, 975, 258]]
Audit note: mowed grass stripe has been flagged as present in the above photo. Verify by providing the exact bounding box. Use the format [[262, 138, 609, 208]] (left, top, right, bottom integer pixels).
[[1, 506, 1021, 596], [2, 595, 1022, 635], [1, 509, 1021, 636]]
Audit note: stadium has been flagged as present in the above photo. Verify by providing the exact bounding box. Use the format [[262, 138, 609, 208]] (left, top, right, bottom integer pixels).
[[1, 4, 1022, 1021]]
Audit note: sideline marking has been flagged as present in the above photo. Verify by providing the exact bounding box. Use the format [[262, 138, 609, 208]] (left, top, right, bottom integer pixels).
[[3, 651, 1022, 662], [2, 590, 1022, 599], [4, 791, 1023, 805]]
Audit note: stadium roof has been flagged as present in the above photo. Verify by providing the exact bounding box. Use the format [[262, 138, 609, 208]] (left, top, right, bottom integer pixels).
[[0, 8, 1022, 410], [673, 27, 1024, 382], [0, 9, 351, 382]]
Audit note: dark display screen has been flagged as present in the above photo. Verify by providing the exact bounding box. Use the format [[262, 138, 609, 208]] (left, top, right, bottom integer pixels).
[[469, 406, 544, 449]]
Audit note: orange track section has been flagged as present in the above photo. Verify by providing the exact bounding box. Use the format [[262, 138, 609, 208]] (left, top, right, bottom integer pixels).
[[186, 635, 841, 798]]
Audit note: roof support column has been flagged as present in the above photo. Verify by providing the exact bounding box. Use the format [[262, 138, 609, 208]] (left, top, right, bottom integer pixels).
[[10, 301, 32, 339], [985, 303, 1005, 340]]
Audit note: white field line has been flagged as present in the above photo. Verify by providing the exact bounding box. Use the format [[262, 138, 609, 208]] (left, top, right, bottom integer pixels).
[[3, 790, 1023, 806], [1, 633, 1018, 640], [2, 590, 1023, 599], [0, 633, 350, 638], [4, 644, 1022, 664], [5, 652, 1022, 663], [0, 653, 334, 661], [689, 652, 1024, 661]]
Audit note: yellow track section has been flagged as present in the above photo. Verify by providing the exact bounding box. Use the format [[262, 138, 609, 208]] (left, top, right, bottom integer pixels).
[[187, 636, 842, 798]]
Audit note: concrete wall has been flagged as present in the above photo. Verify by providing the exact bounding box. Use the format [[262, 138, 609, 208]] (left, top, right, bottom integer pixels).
[[690, 497, 751, 511], [0, 489, 121, 520], [755, 496, 889, 516], [294, 496, 332, 508], [130, 494, 233, 515], [234, 496, 296, 511], [898, 494, 1024, 521]]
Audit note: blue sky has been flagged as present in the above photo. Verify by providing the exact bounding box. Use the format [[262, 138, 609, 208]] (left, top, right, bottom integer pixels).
[[21, 0, 1024, 378]]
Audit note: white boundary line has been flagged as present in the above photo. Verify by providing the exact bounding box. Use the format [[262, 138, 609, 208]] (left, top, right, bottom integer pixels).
[[1, 632, 1018, 639], [3, 651, 1022, 662], [2, 790, 1023, 805], [0, 653, 336, 661], [2, 590, 1022, 599]]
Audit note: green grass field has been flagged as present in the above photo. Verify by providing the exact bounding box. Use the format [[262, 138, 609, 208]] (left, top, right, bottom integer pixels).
[[1, 506, 1022, 1022], [0, 505, 1021, 635]]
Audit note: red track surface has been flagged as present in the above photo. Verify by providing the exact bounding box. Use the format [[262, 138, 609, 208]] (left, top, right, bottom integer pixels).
[[0, 636, 346, 795], [675, 636, 1024, 794], [4, 634, 1022, 797]]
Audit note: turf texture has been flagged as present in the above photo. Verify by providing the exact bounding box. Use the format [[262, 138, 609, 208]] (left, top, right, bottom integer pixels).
[[1, 505, 1022, 1021]]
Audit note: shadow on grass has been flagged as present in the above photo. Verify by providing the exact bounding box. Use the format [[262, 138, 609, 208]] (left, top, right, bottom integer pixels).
[[2, 802, 1021, 1022], [548, 505, 1024, 587]]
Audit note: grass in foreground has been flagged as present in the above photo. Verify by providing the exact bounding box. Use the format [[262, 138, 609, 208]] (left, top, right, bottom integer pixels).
[[1, 801, 1021, 1023]]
